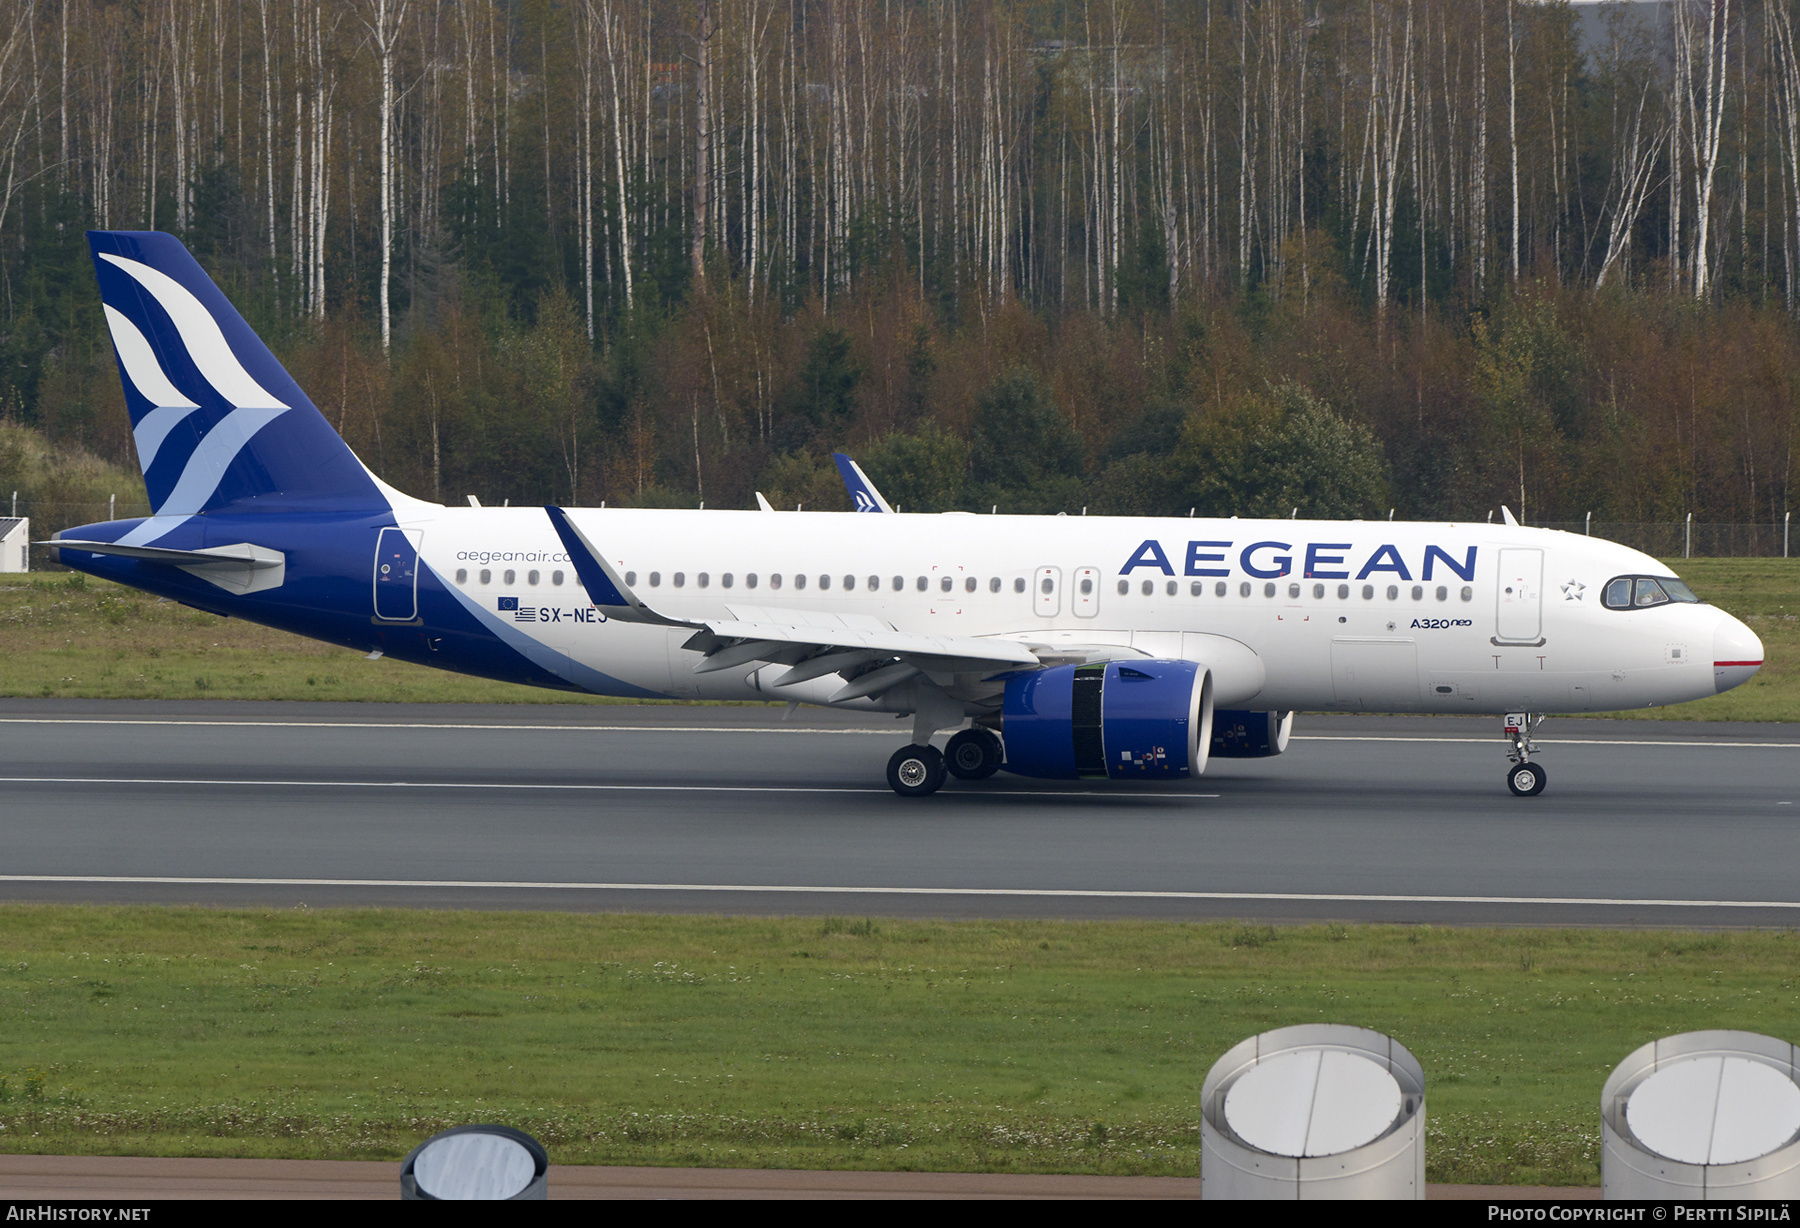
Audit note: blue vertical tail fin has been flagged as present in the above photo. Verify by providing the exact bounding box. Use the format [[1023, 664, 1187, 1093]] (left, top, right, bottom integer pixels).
[[90, 231, 388, 541]]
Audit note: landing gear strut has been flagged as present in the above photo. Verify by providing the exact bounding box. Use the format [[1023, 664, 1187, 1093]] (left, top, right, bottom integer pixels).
[[1504, 712, 1547, 796]]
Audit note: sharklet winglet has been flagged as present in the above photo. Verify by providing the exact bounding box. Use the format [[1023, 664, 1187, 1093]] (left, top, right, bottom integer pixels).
[[542, 506, 690, 628], [831, 453, 894, 514]]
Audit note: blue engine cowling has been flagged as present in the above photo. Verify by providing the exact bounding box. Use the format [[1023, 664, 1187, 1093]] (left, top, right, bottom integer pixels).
[[1209, 710, 1294, 758], [1000, 660, 1213, 780]]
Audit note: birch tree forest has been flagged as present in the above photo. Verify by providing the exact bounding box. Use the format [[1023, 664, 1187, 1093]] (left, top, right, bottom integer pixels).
[[0, 0, 1796, 526]]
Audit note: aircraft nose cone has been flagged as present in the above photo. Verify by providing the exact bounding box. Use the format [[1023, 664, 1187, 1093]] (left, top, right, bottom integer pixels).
[[1712, 615, 1764, 695]]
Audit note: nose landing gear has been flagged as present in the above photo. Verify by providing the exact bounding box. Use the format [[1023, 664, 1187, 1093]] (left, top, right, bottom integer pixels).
[[1504, 712, 1547, 796]]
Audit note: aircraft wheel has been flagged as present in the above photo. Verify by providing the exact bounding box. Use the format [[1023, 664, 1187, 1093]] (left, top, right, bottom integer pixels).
[[1507, 762, 1547, 797], [887, 744, 946, 797], [944, 729, 1003, 780]]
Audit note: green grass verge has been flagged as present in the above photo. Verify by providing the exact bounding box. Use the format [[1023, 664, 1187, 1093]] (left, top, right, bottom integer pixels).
[[1, 557, 1794, 718], [2, 908, 1796, 1183], [0, 573, 657, 705]]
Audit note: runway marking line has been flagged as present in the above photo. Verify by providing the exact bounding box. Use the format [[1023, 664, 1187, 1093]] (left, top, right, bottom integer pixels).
[[0, 776, 1218, 799], [0, 875, 1794, 910], [1, 717, 1797, 749]]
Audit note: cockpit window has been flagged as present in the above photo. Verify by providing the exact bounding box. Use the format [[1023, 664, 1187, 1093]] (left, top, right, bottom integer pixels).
[[1602, 575, 1704, 610]]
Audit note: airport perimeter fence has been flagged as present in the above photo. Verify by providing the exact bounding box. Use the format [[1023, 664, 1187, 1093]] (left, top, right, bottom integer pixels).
[[1531, 518, 1794, 558]]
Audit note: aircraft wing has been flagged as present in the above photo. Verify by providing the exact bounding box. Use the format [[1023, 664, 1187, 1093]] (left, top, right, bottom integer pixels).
[[545, 506, 1038, 701]]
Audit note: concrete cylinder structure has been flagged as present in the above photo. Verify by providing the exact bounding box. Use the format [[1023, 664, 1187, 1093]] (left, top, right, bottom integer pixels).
[[1200, 1024, 1425, 1199], [1603, 1031, 1800, 1199]]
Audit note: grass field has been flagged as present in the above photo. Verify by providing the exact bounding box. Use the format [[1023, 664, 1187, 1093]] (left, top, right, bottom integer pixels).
[[2, 557, 1794, 718], [1, 909, 1795, 1183]]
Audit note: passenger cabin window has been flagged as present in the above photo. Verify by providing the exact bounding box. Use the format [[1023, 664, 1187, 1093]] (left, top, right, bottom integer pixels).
[[673, 572, 686, 588], [1215, 581, 1227, 597], [1014, 577, 1027, 593], [770, 574, 782, 590], [722, 573, 734, 588], [794, 574, 807, 590], [1337, 584, 1350, 600], [867, 576, 879, 591], [1386, 585, 1399, 601], [846, 575, 857, 591], [1117, 579, 1129, 596], [892, 576, 904, 591], [1460, 586, 1473, 601], [1312, 583, 1324, 599], [918, 577, 929, 591], [1411, 585, 1423, 601], [527, 570, 539, 585], [1166, 580, 1178, 596], [552, 570, 565, 586], [456, 568, 468, 584], [1361, 584, 1374, 600], [648, 572, 661, 587], [1435, 585, 1447, 601], [989, 577, 1001, 593], [504, 569, 516, 585], [1239, 582, 1251, 598], [1288, 583, 1301, 599], [819, 575, 831, 590], [941, 576, 953, 592], [1192, 581, 1204, 596], [965, 576, 977, 593], [480, 569, 492, 585], [1142, 579, 1155, 596], [698, 573, 710, 588], [746, 574, 759, 588], [1263, 582, 1276, 598]]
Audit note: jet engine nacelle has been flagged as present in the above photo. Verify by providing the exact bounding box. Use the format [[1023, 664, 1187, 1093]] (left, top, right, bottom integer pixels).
[[1000, 660, 1213, 780], [1209, 710, 1294, 758]]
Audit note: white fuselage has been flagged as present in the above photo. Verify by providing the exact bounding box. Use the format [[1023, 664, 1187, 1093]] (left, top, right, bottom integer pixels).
[[400, 503, 1761, 716]]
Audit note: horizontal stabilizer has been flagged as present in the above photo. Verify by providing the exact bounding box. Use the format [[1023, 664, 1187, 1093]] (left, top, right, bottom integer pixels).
[[48, 538, 286, 595], [48, 539, 283, 569]]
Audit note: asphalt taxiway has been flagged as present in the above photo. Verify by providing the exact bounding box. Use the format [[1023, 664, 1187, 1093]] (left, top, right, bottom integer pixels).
[[2, 699, 1796, 925]]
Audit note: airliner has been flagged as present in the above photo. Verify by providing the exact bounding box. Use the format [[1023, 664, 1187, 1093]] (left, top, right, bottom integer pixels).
[[48, 231, 1764, 797]]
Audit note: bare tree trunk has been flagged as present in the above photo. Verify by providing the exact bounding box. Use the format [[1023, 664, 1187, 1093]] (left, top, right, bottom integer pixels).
[[362, 0, 410, 354], [1683, 0, 1731, 300], [691, 0, 711, 289], [1475, 0, 1487, 293], [1507, 0, 1519, 281], [1595, 82, 1663, 290], [577, 0, 595, 339]]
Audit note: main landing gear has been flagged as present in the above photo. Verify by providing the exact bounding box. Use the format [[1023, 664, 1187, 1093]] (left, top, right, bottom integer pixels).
[[945, 728, 1004, 781], [888, 728, 1005, 796], [886, 744, 946, 797], [1504, 712, 1547, 796]]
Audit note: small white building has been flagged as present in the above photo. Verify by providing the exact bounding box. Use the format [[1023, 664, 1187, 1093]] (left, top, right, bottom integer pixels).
[[0, 517, 28, 572]]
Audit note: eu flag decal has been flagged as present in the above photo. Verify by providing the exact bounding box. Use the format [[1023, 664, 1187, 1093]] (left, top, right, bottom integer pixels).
[[498, 597, 518, 611]]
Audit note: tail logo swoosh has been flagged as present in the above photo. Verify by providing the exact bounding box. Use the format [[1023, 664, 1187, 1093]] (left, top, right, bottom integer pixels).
[[97, 253, 288, 411]]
